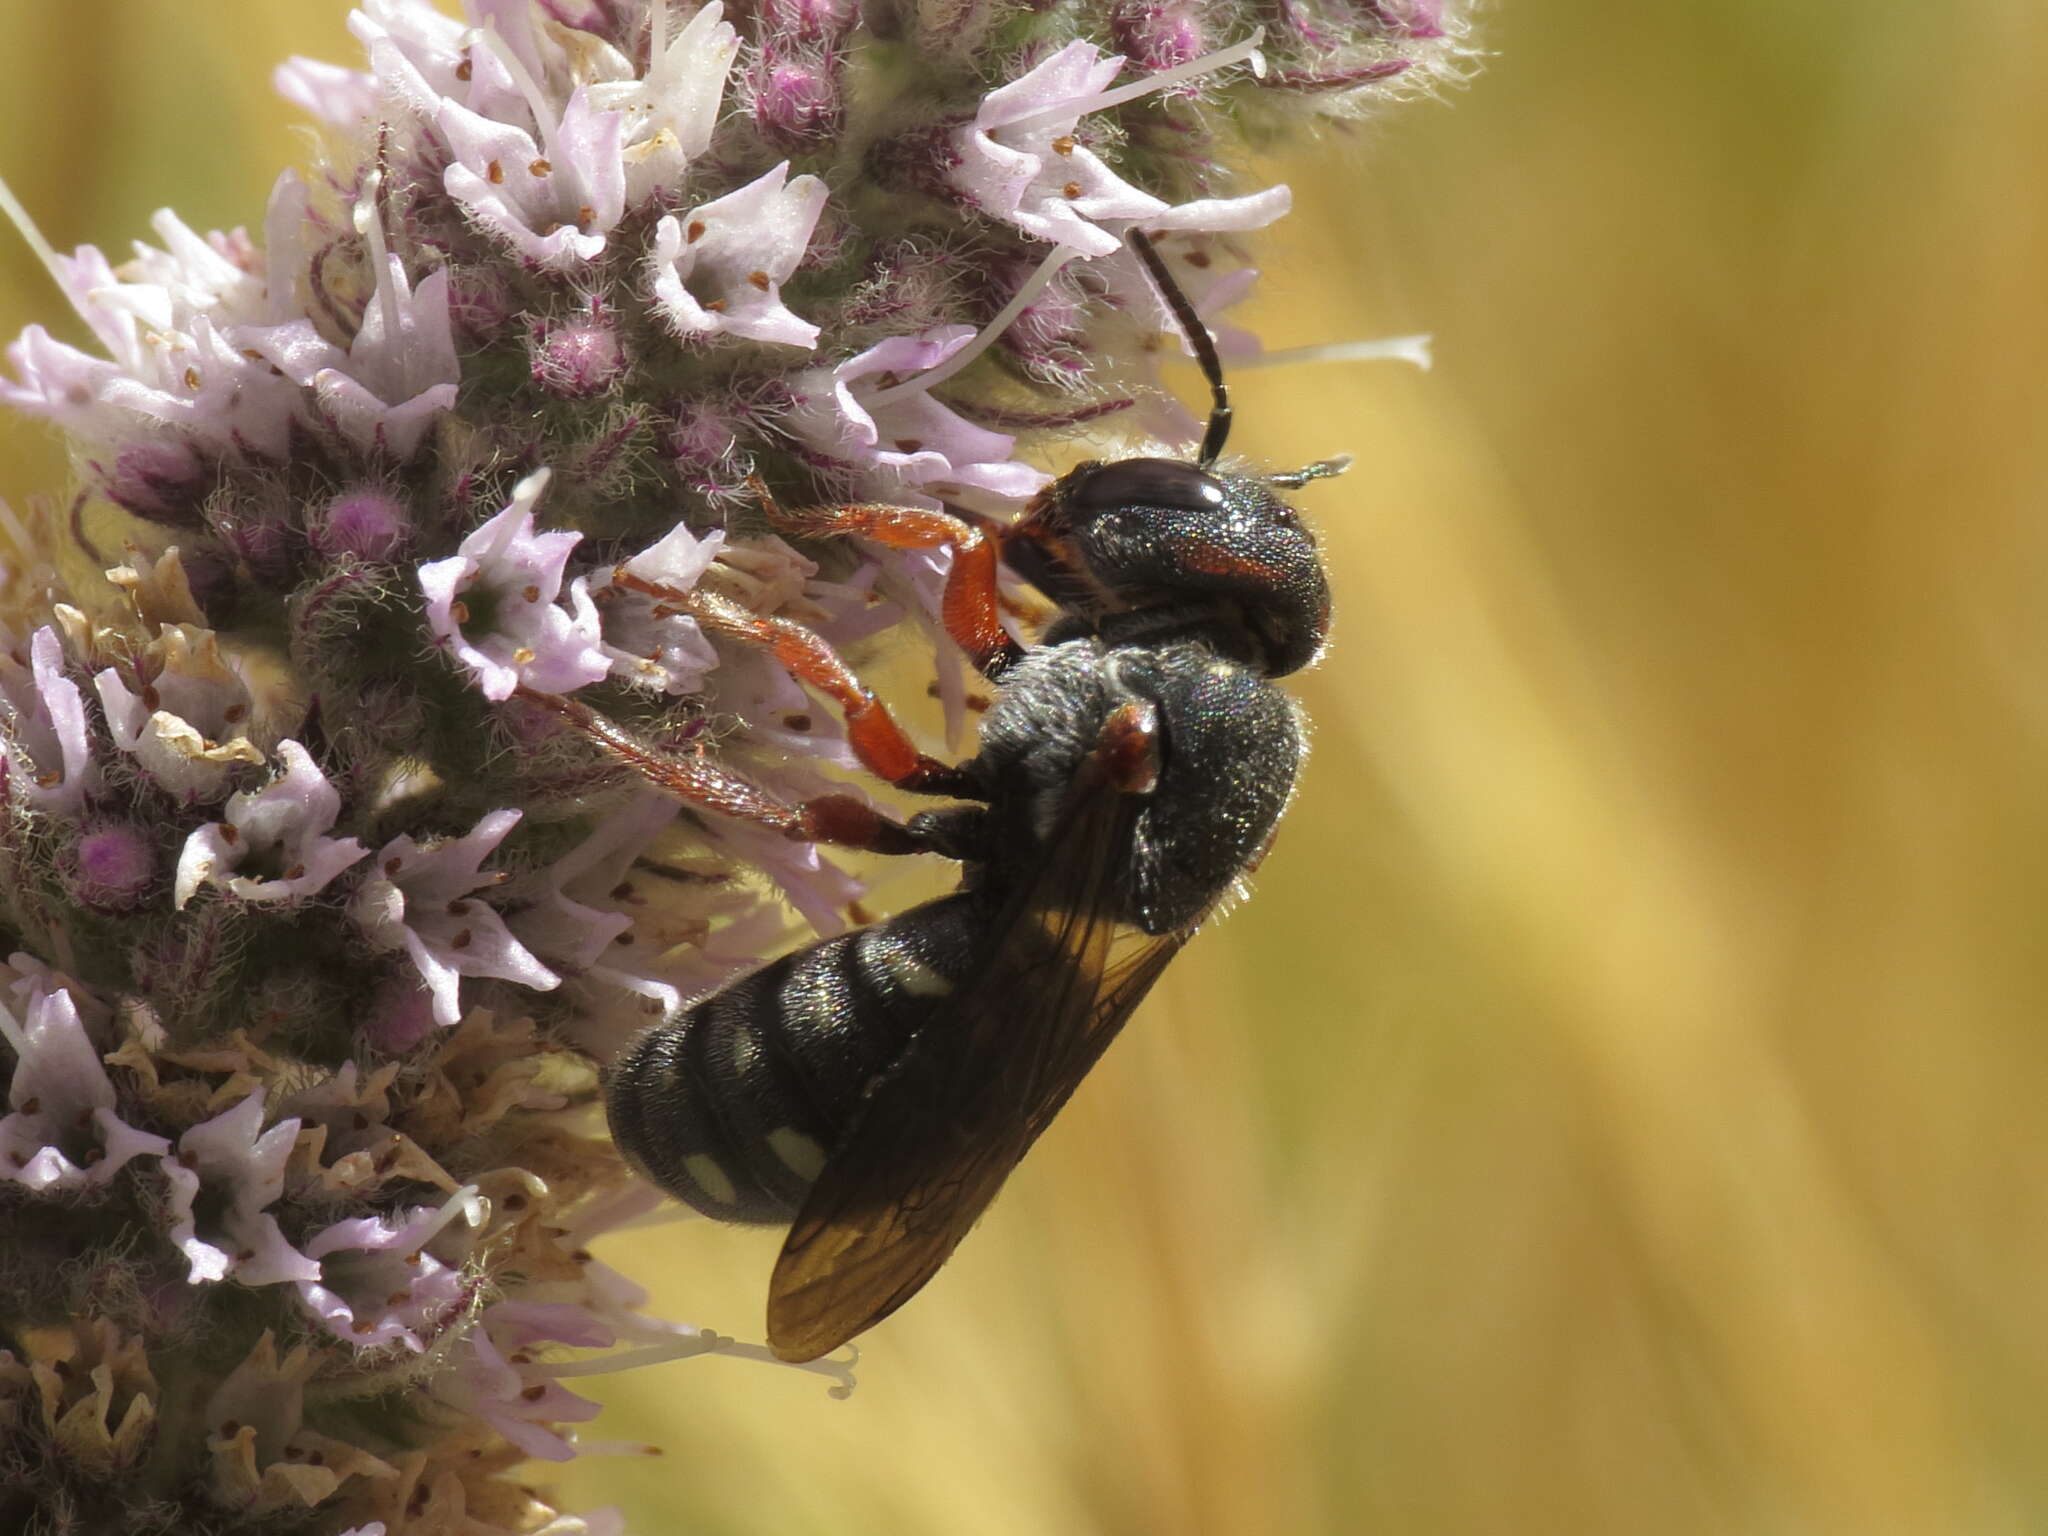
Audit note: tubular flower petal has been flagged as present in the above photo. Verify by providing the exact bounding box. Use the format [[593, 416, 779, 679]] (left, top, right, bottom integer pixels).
[[419, 469, 612, 701], [601, 520, 726, 694], [948, 37, 1274, 256], [0, 981, 169, 1192], [298, 1186, 484, 1350], [352, 808, 560, 1026], [648, 162, 829, 348], [786, 327, 1050, 505], [162, 1090, 322, 1287], [441, 87, 629, 270], [173, 739, 370, 908], [0, 626, 95, 810]]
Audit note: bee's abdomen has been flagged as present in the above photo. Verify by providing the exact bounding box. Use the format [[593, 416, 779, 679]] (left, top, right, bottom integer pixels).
[[606, 895, 984, 1223]]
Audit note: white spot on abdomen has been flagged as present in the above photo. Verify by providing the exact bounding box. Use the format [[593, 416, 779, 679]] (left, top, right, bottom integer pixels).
[[683, 1153, 738, 1207], [766, 1127, 828, 1182], [891, 954, 953, 998]]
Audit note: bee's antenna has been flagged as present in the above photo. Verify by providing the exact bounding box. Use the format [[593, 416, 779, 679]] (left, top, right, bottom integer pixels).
[[1128, 228, 1232, 468]]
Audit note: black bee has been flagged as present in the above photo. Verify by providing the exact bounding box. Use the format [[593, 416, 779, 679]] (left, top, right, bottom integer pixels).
[[605, 230, 1343, 1362]]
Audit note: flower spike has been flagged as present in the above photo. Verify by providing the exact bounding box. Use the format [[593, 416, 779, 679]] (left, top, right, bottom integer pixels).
[[0, 0, 1467, 1526]]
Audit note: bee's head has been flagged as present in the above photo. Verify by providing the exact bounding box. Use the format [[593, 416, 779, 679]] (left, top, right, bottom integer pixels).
[[1008, 455, 1333, 677]]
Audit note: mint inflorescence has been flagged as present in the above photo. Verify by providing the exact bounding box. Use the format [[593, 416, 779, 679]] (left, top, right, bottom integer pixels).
[[0, 1, 1466, 1530]]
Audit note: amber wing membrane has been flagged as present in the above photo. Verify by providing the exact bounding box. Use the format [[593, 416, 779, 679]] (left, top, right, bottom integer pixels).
[[766, 767, 1193, 1362]]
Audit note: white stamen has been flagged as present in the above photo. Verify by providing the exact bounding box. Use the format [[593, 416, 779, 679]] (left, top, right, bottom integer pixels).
[[0, 996, 26, 1059], [534, 1328, 859, 1396], [647, 0, 670, 73], [407, 1182, 486, 1251], [351, 171, 406, 365], [477, 468, 554, 571], [1220, 333, 1436, 374], [467, 19, 558, 152], [539, 1333, 728, 1377], [1004, 28, 1269, 135], [567, 1437, 664, 1457], [0, 498, 35, 561], [869, 244, 1081, 407], [0, 174, 64, 296]]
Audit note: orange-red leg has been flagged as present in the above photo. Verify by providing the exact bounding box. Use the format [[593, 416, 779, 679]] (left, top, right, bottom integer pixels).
[[611, 573, 984, 799], [511, 686, 937, 855], [747, 479, 1025, 677]]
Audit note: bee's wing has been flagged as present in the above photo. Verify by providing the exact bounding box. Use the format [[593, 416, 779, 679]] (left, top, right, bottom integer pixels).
[[766, 762, 1191, 1363]]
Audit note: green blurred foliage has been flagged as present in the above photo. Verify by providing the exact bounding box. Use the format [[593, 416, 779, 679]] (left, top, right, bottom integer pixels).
[[6, 3, 2048, 1532]]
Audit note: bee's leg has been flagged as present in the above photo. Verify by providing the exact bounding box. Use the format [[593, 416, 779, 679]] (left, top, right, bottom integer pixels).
[[798, 792, 959, 855], [745, 478, 1025, 678], [514, 685, 812, 832], [900, 805, 992, 863], [512, 686, 939, 854], [609, 574, 985, 800]]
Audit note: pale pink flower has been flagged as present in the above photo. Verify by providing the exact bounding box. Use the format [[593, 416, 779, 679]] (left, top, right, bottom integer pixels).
[[441, 86, 628, 269], [0, 626, 94, 811], [235, 177, 459, 459], [418, 469, 611, 701], [438, 1304, 609, 1462], [648, 162, 828, 348], [601, 520, 726, 695], [298, 1186, 483, 1351], [947, 35, 1272, 257], [351, 808, 559, 1027], [588, 1, 741, 201], [0, 981, 169, 1193], [786, 327, 1050, 505], [162, 1091, 321, 1287], [173, 740, 370, 909]]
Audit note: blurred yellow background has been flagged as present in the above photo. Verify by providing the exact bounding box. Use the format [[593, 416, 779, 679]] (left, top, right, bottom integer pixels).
[[6, 3, 2047, 1532]]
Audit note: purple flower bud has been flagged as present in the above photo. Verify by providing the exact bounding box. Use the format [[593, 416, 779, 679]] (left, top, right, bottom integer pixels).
[[1000, 267, 1091, 374], [529, 312, 628, 399], [212, 505, 297, 585], [667, 402, 738, 469], [310, 487, 411, 562], [64, 824, 158, 913], [665, 401, 754, 498], [362, 975, 439, 1054], [444, 267, 520, 341], [749, 53, 843, 147], [1111, 0, 1207, 75], [537, 0, 612, 32], [751, 0, 856, 41], [97, 439, 212, 525], [348, 678, 429, 748]]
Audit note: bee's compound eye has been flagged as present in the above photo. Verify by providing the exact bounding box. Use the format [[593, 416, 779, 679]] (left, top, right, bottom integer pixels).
[[1068, 457, 1227, 516]]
